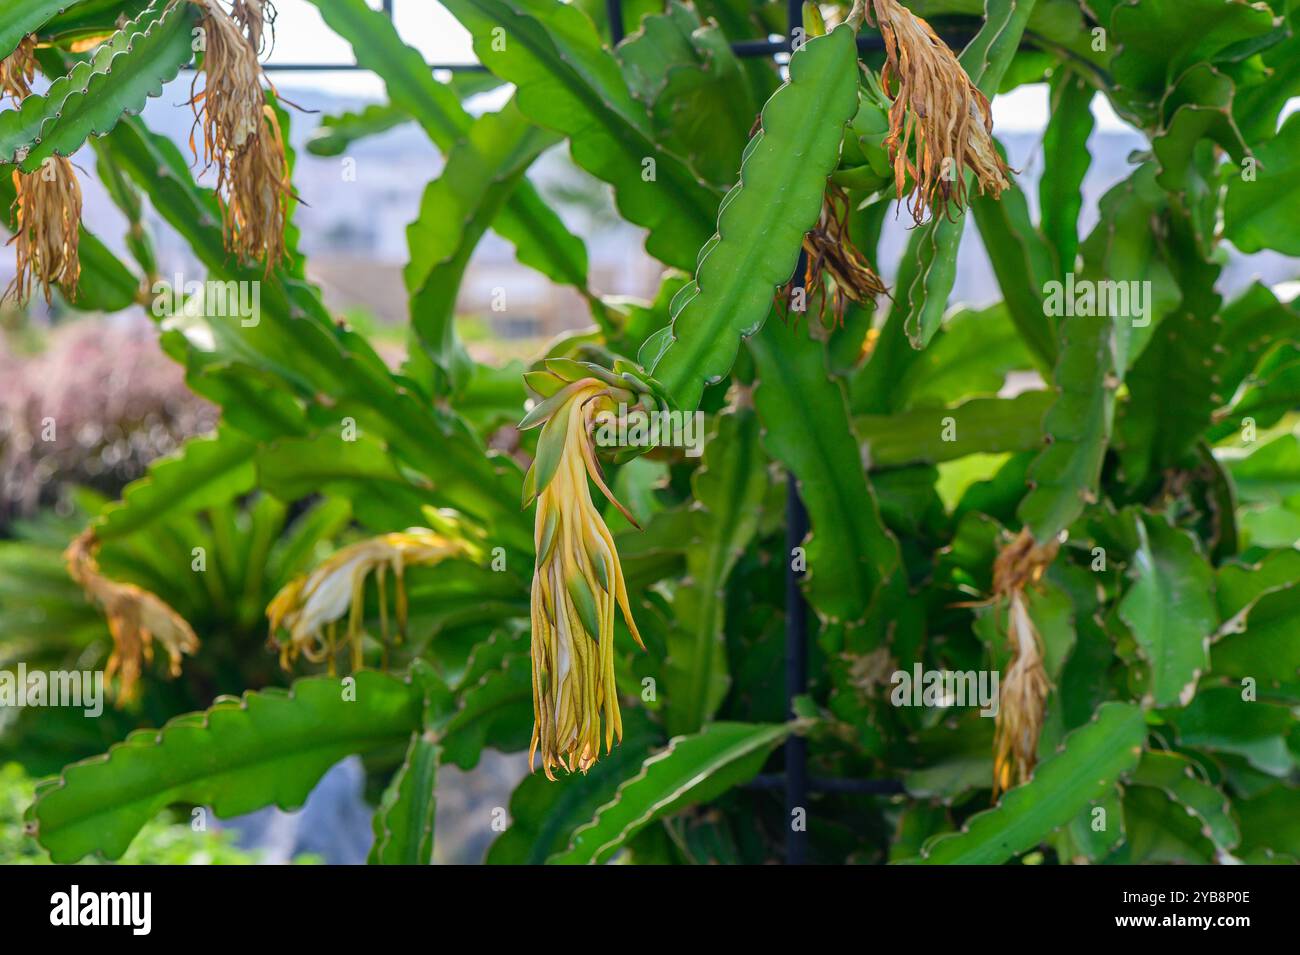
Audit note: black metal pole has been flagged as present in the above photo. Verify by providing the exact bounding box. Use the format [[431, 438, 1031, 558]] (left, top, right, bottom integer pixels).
[[606, 0, 626, 44], [784, 466, 810, 864], [731, 35, 892, 57], [748, 774, 905, 795], [782, 0, 811, 827]]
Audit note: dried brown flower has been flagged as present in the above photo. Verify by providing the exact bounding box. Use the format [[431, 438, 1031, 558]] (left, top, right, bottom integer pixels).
[[230, 0, 275, 54], [187, 0, 291, 270], [64, 529, 200, 702], [7, 157, 83, 305], [990, 527, 1060, 796], [866, 0, 1012, 224], [780, 186, 889, 328], [2, 34, 85, 304], [0, 34, 36, 102]]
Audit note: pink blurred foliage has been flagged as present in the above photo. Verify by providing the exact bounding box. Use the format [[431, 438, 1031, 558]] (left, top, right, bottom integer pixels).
[[0, 316, 217, 528]]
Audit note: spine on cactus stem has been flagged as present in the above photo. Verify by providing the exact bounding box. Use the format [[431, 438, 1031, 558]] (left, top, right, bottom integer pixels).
[[520, 361, 657, 780]]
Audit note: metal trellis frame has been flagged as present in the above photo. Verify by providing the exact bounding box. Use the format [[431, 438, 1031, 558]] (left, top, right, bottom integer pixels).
[[258, 0, 902, 72], [255, 0, 939, 864]]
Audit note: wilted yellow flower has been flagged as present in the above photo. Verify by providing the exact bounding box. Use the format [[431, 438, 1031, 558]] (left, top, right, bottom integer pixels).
[[7, 156, 83, 305], [187, 0, 292, 270], [0, 34, 35, 103], [522, 368, 645, 779], [64, 530, 199, 702], [990, 528, 1060, 796], [866, 0, 1012, 223], [268, 525, 477, 673]]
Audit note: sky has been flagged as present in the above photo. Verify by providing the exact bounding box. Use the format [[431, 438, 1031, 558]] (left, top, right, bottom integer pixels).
[[265, 0, 476, 92]]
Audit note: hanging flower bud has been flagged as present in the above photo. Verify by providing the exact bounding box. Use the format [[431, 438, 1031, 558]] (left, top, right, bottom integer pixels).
[[64, 530, 199, 702], [0, 34, 35, 102], [268, 525, 478, 673], [7, 157, 83, 304], [187, 0, 291, 270], [781, 184, 889, 328], [521, 362, 649, 779], [866, 0, 1012, 224], [990, 528, 1060, 796]]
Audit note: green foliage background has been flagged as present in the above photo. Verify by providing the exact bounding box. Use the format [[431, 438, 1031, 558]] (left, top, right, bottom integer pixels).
[[1, 0, 1299, 864]]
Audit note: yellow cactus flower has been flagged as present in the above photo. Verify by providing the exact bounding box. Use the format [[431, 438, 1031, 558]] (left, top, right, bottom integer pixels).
[[268, 526, 477, 673], [522, 369, 645, 779], [64, 530, 199, 702], [866, 0, 1012, 224]]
